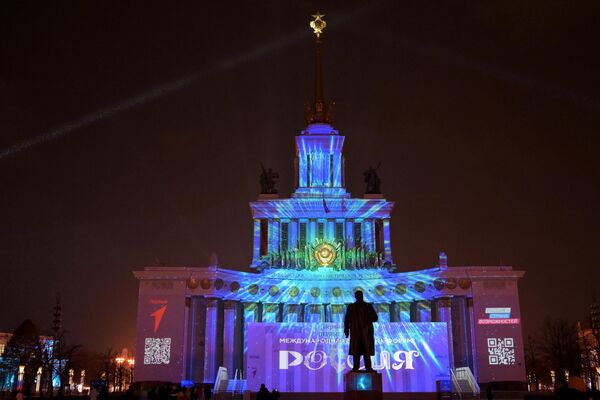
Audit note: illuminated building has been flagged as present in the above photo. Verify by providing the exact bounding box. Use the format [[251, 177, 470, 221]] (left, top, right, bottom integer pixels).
[[0, 333, 60, 391], [0, 333, 9, 356], [578, 319, 600, 390], [133, 14, 526, 394]]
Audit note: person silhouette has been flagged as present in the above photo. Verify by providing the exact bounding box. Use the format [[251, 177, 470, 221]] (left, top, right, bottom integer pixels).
[[256, 384, 270, 400]]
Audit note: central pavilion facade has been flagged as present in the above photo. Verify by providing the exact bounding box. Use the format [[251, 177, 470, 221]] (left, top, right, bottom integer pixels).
[[132, 14, 526, 393]]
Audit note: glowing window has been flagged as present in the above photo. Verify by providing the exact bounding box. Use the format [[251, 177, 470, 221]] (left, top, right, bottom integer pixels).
[[335, 222, 344, 242], [306, 154, 311, 187], [354, 222, 362, 248], [299, 222, 307, 248], [375, 219, 384, 254], [329, 154, 334, 186], [260, 219, 268, 256], [281, 222, 289, 251], [317, 222, 325, 240]]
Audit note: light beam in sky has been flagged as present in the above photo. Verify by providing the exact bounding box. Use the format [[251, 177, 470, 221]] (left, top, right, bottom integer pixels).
[[0, 2, 388, 161]]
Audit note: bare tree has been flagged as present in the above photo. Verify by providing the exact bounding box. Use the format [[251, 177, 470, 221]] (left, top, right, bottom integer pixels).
[[525, 335, 541, 390], [99, 348, 118, 391], [578, 300, 600, 390], [578, 322, 597, 390], [34, 329, 81, 398], [537, 316, 581, 385]]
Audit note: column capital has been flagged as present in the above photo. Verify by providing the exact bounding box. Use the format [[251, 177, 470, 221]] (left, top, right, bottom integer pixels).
[[206, 298, 221, 307], [223, 300, 239, 309], [436, 297, 452, 308]]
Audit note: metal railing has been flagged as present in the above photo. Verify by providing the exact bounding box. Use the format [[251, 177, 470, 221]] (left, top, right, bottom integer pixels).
[[450, 367, 480, 399]]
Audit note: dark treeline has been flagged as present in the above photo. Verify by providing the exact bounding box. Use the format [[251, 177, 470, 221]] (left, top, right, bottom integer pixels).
[[526, 301, 600, 392]]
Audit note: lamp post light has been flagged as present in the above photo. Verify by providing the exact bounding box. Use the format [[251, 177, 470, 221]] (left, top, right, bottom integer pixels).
[[80, 370, 85, 393], [115, 357, 125, 392], [17, 365, 25, 390], [127, 358, 135, 388]]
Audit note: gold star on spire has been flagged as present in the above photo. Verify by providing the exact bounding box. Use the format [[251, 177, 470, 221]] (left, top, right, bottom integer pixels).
[[310, 12, 326, 38]]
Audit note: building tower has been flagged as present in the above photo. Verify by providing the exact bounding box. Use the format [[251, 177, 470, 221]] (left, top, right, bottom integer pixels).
[[250, 13, 394, 273]]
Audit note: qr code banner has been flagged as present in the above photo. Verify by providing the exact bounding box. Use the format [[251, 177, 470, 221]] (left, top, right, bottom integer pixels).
[[144, 337, 172, 365], [487, 337, 515, 365]]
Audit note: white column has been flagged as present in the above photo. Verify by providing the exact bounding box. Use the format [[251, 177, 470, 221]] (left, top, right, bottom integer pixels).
[[452, 297, 470, 368], [330, 304, 346, 323], [263, 303, 279, 323], [389, 302, 397, 322], [467, 297, 478, 379], [188, 297, 207, 383], [419, 300, 432, 322], [222, 301, 243, 377], [309, 220, 317, 244], [289, 219, 298, 250], [346, 220, 354, 248], [376, 303, 390, 322], [203, 299, 223, 383], [252, 219, 261, 263], [242, 302, 259, 373], [366, 219, 375, 252], [284, 304, 302, 322], [398, 302, 411, 322], [269, 220, 280, 256], [327, 220, 335, 241], [305, 304, 323, 323], [410, 301, 420, 322], [436, 297, 454, 370], [383, 219, 392, 261]]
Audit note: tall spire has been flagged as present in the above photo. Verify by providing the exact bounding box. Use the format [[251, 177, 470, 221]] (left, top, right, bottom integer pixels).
[[305, 12, 334, 125]]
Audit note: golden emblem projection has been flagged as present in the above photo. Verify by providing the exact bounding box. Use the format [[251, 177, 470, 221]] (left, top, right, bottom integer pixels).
[[314, 242, 337, 266]]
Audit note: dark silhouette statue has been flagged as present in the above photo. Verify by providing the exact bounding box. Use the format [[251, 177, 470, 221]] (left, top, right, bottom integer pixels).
[[260, 164, 279, 194], [344, 290, 378, 371], [364, 164, 381, 194]]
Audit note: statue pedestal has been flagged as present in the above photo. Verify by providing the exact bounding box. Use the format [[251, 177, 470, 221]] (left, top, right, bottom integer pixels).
[[258, 193, 279, 199], [363, 193, 383, 199], [344, 371, 382, 400]]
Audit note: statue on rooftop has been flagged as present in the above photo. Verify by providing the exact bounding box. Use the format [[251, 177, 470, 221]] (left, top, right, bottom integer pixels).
[[364, 163, 381, 194], [260, 164, 279, 194]]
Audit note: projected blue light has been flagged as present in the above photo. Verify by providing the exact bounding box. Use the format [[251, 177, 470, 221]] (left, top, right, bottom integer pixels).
[[355, 374, 372, 391], [247, 322, 450, 392], [211, 267, 443, 305], [295, 124, 346, 194], [249, 122, 396, 273]]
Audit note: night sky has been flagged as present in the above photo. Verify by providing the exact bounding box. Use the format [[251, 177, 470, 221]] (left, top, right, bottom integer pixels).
[[1, 1, 599, 352]]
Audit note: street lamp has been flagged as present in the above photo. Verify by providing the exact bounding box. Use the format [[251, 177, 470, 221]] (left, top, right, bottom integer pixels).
[[115, 357, 125, 391], [127, 359, 135, 388], [17, 365, 25, 390]]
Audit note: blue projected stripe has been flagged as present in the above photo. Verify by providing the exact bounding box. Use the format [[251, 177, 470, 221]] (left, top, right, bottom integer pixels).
[[488, 313, 510, 319]]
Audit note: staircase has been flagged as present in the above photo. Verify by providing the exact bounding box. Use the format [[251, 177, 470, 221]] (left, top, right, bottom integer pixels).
[[214, 368, 247, 400], [450, 367, 480, 399]]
